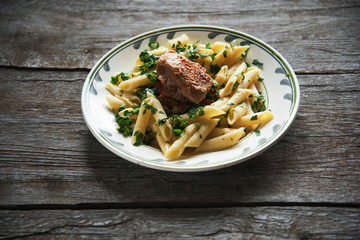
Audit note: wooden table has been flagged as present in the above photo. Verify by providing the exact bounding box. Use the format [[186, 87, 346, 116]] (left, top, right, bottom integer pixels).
[[1, 1, 359, 239]]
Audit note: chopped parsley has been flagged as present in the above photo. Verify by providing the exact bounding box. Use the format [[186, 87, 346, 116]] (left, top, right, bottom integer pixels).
[[188, 106, 205, 120], [251, 93, 266, 113], [145, 71, 158, 82], [142, 102, 158, 114], [255, 129, 261, 136], [136, 86, 159, 101], [158, 118, 167, 126], [210, 64, 221, 75], [111, 75, 118, 84], [148, 41, 159, 49], [250, 115, 258, 121], [205, 42, 212, 49], [133, 130, 155, 146], [241, 48, 249, 58], [206, 81, 220, 102], [170, 115, 189, 138], [223, 50, 227, 58], [137, 50, 160, 74], [252, 59, 264, 68], [111, 72, 131, 84], [133, 131, 144, 146], [173, 41, 188, 53], [115, 114, 134, 137], [217, 117, 225, 127], [233, 81, 239, 91]]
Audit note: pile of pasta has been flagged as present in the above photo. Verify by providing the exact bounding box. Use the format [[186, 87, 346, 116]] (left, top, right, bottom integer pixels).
[[105, 34, 273, 160]]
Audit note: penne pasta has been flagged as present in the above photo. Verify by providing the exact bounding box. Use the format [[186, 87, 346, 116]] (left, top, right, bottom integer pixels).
[[131, 98, 153, 145], [165, 123, 197, 160], [214, 65, 229, 86], [207, 127, 236, 139], [219, 62, 247, 98], [168, 34, 189, 49], [231, 111, 274, 128], [105, 34, 273, 160], [118, 74, 155, 91], [185, 119, 218, 147], [178, 106, 225, 122], [151, 123, 170, 155], [106, 95, 127, 111], [227, 103, 247, 125], [194, 128, 246, 153], [219, 89, 253, 112]]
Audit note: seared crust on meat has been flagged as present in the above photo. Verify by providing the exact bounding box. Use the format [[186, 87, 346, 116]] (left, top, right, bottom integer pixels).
[[157, 51, 213, 104]]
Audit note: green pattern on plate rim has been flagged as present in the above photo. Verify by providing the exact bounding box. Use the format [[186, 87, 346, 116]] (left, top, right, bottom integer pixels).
[[81, 25, 300, 172]]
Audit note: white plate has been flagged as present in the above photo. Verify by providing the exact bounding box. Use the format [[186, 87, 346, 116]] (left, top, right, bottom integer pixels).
[[81, 25, 300, 172]]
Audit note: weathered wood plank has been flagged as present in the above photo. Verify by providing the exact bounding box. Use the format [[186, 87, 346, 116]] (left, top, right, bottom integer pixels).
[[0, 0, 359, 72], [0, 207, 359, 239], [0, 68, 359, 205]]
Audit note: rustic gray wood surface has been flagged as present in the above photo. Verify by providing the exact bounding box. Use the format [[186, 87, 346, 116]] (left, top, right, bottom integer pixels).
[[0, 0, 359, 239]]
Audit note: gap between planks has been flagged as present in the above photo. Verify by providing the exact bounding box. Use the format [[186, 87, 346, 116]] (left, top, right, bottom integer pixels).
[[0, 202, 359, 211], [0, 65, 359, 76]]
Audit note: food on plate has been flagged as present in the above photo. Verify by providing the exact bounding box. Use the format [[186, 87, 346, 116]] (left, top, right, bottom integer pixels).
[[105, 34, 273, 160], [157, 51, 213, 104]]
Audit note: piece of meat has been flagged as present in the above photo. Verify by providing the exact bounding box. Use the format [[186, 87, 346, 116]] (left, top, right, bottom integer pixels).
[[156, 51, 213, 104]]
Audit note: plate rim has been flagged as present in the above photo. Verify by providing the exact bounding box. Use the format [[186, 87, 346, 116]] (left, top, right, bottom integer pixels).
[[81, 24, 300, 172]]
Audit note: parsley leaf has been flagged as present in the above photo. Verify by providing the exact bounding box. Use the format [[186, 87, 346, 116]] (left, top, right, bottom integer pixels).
[[188, 106, 205, 120], [250, 115, 258, 121], [210, 64, 221, 75], [252, 59, 264, 68], [148, 41, 159, 49]]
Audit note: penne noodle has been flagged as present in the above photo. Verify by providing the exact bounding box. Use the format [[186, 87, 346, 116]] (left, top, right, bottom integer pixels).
[[227, 103, 247, 125], [207, 127, 236, 139], [231, 111, 274, 128], [118, 74, 154, 91], [165, 123, 197, 160], [106, 95, 127, 111], [211, 41, 228, 53], [215, 65, 229, 86], [178, 106, 225, 122], [194, 128, 245, 153], [237, 68, 260, 89], [131, 98, 153, 145], [168, 34, 189, 49], [118, 107, 138, 120], [151, 123, 170, 155], [219, 62, 247, 98], [185, 119, 218, 147], [149, 96, 173, 141], [224, 46, 249, 67], [211, 97, 230, 108], [105, 82, 121, 96], [219, 89, 253, 112]]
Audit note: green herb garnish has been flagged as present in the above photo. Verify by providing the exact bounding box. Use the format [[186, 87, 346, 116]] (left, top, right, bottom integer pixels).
[[252, 59, 264, 68], [210, 64, 221, 75], [188, 106, 205, 120], [250, 115, 258, 121], [148, 41, 159, 49]]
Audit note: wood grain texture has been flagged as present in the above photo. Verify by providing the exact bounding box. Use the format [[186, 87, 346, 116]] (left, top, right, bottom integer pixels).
[[1, 1, 360, 237], [0, 68, 359, 205], [1, 207, 359, 239], [0, 0, 359, 72]]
